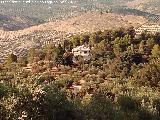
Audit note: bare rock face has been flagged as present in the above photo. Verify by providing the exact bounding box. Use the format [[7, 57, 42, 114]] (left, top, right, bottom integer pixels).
[[0, 12, 148, 63]]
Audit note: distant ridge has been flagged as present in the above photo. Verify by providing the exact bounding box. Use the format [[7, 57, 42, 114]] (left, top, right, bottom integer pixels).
[[0, 14, 44, 31], [0, 0, 159, 28], [0, 12, 148, 38]]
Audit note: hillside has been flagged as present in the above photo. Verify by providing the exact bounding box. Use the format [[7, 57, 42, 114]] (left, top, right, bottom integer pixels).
[[0, 12, 148, 62], [126, 0, 160, 15], [125, 0, 151, 8], [0, 0, 158, 30], [0, 18, 160, 120], [0, 14, 44, 31]]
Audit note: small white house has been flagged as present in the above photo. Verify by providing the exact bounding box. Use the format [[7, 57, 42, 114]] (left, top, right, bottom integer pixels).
[[72, 45, 91, 61]]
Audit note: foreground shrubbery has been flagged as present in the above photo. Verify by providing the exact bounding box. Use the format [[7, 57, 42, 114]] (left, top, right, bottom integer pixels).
[[0, 71, 160, 120], [0, 78, 160, 120]]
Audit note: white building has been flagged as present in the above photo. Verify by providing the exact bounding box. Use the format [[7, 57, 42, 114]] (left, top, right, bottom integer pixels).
[[135, 24, 160, 35], [72, 45, 91, 61]]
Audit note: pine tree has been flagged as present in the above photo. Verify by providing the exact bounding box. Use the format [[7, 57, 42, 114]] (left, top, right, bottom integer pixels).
[[147, 38, 155, 49], [27, 48, 36, 63], [70, 35, 80, 47], [55, 44, 65, 64], [6, 53, 17, 64]]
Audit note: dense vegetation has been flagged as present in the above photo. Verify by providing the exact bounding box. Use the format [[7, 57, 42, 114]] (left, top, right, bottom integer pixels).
[[0, 27, 160, 119]]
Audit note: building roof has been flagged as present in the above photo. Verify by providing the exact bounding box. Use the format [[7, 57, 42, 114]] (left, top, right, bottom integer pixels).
[[72, 45, 90, 52]]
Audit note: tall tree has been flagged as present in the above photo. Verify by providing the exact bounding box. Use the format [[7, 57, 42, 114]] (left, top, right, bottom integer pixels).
[[70, 35, 80, 47], [126, 26, 136, 39], [27, 48, 36, 63], [6, 53, 17, 64], [55, 44, 65, 64], [81, 34, 90, 45], [63, 51, 74, 66]]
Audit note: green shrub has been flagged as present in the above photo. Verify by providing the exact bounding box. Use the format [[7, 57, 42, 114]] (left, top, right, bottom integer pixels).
[[84, 92, 117, 120], [117, 95, 140, 112]]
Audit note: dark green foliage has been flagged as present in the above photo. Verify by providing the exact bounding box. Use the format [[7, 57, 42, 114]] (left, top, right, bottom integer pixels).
[[126, 26, 136, 39], [81, 34, 90, 44], [84, 92, 117, 120], [118, 95, 140, 112], [55, 44, 65, 64], [131, 53, 144, 65], [153, 99, 160, 116], [70, 35, 81, 47], [138, 108, 154, 120], [0, 104, 7, 120], [63, 39, 73, 51], [63, 51, 74, 66], [112, 27, 125, 38], [0, 83, 8, 99]]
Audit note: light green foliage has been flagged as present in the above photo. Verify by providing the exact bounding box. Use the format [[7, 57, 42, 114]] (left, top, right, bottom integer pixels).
[[147, 38, 155, 49], [113, 35, 131, 55], [70, 35, 81, 47], [151, 44, 160, 58]]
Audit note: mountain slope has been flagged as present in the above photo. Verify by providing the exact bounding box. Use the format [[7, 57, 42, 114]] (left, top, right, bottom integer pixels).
[[0, 12, 148, 62], [126, 0, 151, 8], [0, 14, 44, 31], [125, 0, 160, 15], [0, 0, 158, 30]]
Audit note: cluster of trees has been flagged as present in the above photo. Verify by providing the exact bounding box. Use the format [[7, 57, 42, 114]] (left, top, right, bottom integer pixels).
[[0, 27, 160, 119]]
